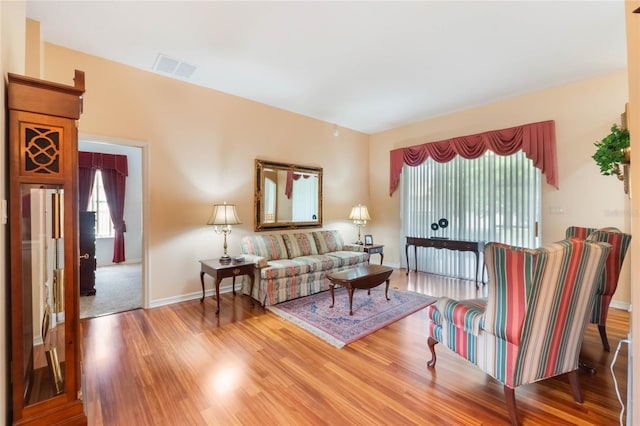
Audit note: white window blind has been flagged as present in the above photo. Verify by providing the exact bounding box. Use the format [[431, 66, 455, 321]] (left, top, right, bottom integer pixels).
[[400, 150, 541, 281]]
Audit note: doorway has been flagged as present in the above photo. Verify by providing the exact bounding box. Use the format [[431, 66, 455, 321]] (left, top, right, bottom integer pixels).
[[78, 138, 146, 318]]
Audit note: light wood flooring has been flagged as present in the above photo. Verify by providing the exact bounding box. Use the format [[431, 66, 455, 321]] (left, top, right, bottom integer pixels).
[[81, 269, 629, 425]]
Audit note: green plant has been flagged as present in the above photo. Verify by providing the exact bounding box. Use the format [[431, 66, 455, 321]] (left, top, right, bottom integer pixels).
[[592, 123, 630, 177]]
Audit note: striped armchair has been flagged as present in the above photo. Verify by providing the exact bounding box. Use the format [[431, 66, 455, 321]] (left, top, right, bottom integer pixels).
[[426, 239, 610, 425], [565, 226, 632, 351]]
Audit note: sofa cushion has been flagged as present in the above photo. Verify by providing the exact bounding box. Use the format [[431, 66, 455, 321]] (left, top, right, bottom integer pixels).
[[261, 259, 312, 280], [295, 254, 342, 272], [282, 233, 319, 258], [312, 230, 344, 254], [240, 235, 289, 261], [325, 250, 369, 267]]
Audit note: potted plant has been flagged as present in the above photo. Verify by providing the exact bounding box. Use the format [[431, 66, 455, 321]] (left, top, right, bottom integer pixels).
[[592, 123, 630, 179]]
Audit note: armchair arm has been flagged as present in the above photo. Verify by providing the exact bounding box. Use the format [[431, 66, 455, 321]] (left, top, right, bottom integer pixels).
[[435, 297, 486, 336], [343, 243, 365, 252]]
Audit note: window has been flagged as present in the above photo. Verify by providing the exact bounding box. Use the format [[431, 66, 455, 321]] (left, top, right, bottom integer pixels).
[[291, 175, 319, 221], [401, 150, 541, 281], [89, 170, 114, 237]]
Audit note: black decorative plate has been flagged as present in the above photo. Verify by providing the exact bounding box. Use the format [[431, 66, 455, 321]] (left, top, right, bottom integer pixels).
[[438, 218, 449, 229], [431, 223, 439, 231]]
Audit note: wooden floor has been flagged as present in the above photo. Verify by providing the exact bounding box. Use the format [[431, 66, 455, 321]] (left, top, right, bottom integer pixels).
[[81, 269, 629, 425]]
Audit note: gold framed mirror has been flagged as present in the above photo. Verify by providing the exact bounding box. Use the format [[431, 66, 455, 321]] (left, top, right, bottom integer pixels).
[[254, 159, 322, 231]]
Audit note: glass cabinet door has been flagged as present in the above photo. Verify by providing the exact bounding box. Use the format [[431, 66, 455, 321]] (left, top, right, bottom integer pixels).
[[20, 185, 66, 406]]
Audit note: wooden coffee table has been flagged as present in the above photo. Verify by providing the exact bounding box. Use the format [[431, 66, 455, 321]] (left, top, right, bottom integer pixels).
[[328, 264, 394, 315]]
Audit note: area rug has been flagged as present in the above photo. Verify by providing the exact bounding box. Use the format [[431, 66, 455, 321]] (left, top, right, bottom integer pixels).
[[267, 287, 436, 348]]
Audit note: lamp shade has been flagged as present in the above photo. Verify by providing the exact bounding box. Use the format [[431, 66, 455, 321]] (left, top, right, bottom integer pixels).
[[349, 204, 371, 222], [207, 202, 241, 226]]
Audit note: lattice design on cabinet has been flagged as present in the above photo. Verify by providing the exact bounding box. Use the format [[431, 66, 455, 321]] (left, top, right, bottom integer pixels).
[[24, 126, 61, 174]]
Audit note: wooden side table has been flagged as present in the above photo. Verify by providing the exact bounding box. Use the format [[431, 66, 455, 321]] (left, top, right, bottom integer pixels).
[[364, 244, 384, 264], [199, 259, 255, 315]]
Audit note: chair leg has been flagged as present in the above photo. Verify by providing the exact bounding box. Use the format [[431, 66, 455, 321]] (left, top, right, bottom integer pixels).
[[578, 360, 597, 375], [567, 370, 584, 403], [598, 324, 610, 352], [504, 386, 520, 426], [427, 337, 438, 368]]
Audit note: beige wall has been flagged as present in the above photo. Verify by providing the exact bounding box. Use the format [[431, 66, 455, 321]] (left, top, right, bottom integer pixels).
[[25, 18, 40, 77], [368, 71, 631, 307], [625, 1, 639, 422], [40, 43, 370, 303]]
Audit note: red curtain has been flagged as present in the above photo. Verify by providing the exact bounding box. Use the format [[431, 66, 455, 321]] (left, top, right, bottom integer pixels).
[[79, 152, 129, 263], [101, 168, 127, 263], [285, 170, 294, 199], [285, 171, 310, 199], [78, 166, 96, 212], [389, 120, 558, 196]]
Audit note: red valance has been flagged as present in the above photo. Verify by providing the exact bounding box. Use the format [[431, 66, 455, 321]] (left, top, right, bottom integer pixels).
[[285, 170, 311, 199], [79, 151, 129, 177], [389, 120, 558, 195]]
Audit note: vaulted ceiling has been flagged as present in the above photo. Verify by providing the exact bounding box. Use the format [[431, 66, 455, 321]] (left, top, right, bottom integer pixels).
[[26, 1, 627, 134]]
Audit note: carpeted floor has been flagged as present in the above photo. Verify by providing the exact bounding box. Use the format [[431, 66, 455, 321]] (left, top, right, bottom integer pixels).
[[80, 263, 142, 319], [267, 286, 436, 348]]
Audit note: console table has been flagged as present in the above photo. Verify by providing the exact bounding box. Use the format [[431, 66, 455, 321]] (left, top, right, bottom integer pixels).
[[405, 237, 484, 287]]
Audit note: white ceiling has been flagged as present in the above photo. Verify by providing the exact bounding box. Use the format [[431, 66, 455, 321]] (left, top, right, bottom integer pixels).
[[26, 1, 627, 134]]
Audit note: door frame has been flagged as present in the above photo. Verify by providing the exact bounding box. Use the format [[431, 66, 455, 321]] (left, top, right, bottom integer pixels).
[[78, 133, 149, 309]]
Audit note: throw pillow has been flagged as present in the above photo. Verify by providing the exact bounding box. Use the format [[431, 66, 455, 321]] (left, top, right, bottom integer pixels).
[[282, 233, 319, 258]]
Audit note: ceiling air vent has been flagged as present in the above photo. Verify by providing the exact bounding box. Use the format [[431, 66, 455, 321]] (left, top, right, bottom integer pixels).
[[153, 54, 197, 79]]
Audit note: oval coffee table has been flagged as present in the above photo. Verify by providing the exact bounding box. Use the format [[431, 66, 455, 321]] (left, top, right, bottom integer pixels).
[[327, 264, 394, 315]]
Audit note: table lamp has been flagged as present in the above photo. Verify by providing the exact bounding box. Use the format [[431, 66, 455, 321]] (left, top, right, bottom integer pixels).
[[349, 204, 371, 245], [207, 202, 241, 262]]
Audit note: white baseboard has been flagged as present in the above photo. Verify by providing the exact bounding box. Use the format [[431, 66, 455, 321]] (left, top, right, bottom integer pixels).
[[610, 300, 631, 312], [97, 258, 142, 267], [149, 283, 237, 309]]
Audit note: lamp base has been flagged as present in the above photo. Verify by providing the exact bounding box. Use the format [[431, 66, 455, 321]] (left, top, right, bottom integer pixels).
[[354, 241, 364, 245], [219, 255, 232, 264]]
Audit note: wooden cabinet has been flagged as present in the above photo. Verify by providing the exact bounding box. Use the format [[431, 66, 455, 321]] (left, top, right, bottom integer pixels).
[[79, 212, 97, 296], [8, 71, 87, 425]]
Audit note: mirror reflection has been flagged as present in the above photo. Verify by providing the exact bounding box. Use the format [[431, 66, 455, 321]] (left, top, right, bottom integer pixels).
[[255, 159, 322, 231], [22, 184, 65, 405]]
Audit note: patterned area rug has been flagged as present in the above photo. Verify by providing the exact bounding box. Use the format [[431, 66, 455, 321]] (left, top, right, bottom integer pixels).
[[267, 287, 436, 348]]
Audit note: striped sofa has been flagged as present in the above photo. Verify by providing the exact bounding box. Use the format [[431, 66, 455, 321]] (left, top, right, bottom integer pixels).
[[240, 230, 369, 306], [565, 226, 631, 351], [426, 238, 610, 425]]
